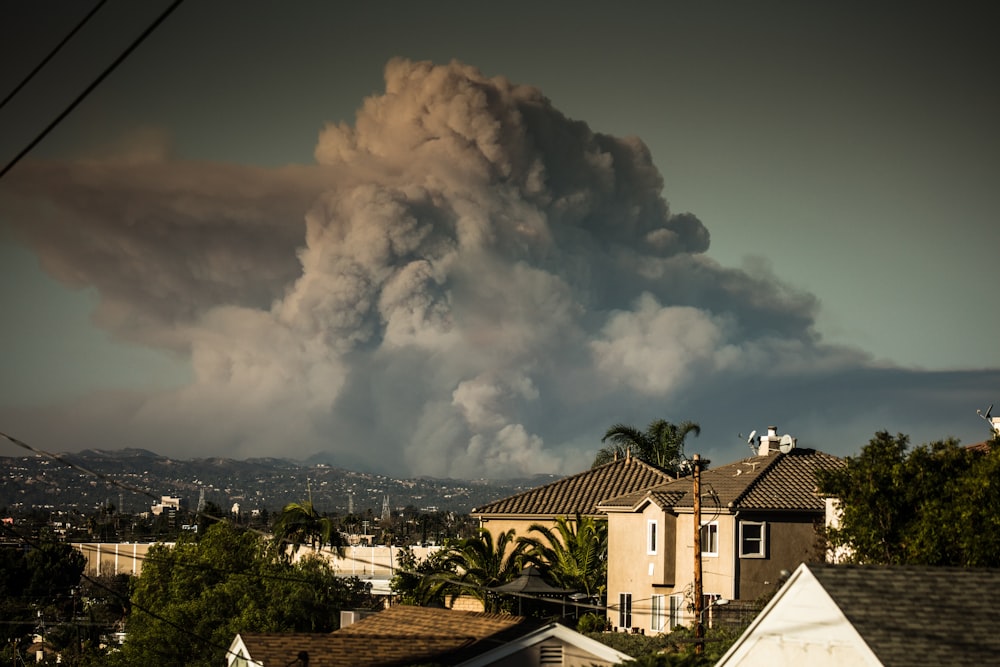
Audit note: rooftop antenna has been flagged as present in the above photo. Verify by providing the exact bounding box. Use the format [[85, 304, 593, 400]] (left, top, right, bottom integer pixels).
[[977, 404, 1000, 436], [739, 430, 759, 456]]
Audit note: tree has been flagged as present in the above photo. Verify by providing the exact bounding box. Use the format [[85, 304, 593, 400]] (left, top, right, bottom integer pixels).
[[271, 493, 346, 559], [593, 419, 701, 471], [389, 546, 457, 606], [0, 540, 86, 661], [437, 528, 526, 613], [519, 513, 608, 598], [817, 431, 1000, 566], [118, 522, 375, 667]]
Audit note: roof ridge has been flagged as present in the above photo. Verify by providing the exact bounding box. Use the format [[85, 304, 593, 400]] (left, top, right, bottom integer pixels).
[[728, 452, 785, 507], [471, 456, 673, 514]]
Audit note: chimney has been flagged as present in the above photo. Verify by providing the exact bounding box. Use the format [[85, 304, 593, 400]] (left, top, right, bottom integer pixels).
[[758, 426, 778, 456]]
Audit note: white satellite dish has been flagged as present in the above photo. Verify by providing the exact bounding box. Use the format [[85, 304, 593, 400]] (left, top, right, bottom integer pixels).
[[779, 434, 796, 454], [740, 430, 759, 455]]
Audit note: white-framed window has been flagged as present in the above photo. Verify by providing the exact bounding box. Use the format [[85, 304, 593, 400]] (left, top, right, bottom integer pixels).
[[669, 594, 685, 630], [619, 592, 633, 629], [651, 594, 666, 632], [739, 520, 767, 557], [700, 521, 719, 556], [647, 519, 658, 555]]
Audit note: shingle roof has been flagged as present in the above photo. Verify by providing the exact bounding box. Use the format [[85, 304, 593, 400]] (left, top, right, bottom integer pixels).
[[807, 564, 1000, 667], [471, 455, 676, 517], [233, 632, 467, 667], [599, 448, 843, 513], [337, 604, 530, 638], [234, 607, 541, 667]]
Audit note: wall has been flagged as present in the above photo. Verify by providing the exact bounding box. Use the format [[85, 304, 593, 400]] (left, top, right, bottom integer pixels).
[[73, 542, 173, 577], [73, 542, 442, 579], [736, 513, 822, 600], [605, 504, 679, 632]]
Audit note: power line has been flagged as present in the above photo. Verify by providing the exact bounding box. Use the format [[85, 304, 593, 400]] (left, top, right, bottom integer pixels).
[[0, 522, 244, 663], [0, 0, 185, 179], [0, 0, 109, 112]]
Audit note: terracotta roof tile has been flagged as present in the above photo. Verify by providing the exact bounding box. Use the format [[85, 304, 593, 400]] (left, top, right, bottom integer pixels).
[[600, 448, 844, 513], [471, 456, 676, 517]]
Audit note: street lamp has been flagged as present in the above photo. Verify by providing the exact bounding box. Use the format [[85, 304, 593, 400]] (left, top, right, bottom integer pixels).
[[694, 597, 729, 654], [698, 597, 729, 625]]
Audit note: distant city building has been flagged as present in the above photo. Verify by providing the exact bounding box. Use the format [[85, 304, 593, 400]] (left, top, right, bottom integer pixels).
[[150, 496, 184, 516]]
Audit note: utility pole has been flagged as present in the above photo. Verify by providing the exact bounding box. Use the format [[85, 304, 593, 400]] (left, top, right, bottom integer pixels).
[[692, 453, 704, 655]]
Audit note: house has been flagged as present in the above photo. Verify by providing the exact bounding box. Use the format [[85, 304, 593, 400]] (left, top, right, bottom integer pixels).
[[456, 622, 633, 667], [471, 452, 677, 545], [227, 605, 632, 667], [597, 428, 843, 634], [717, 562, 1000, 666]]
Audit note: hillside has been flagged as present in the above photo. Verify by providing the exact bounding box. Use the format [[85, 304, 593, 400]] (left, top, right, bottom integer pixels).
[[0, 448, 559, 516]]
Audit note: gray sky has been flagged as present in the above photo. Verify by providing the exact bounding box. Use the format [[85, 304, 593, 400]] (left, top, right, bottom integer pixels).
[[1, 1, 997, 477]]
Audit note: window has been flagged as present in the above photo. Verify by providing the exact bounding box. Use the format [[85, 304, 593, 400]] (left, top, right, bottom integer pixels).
[[700, 521, 719, 556], [651, 594, 665, 632], [647, 519, 658, 555], [619, 592, 633, 629], [740, 520, 767, 557], [669, 594, 685, 630]]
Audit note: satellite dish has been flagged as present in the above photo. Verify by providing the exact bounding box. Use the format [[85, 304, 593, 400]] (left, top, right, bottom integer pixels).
[[739, 430, 759, 455], [779, 434, 796, 454]]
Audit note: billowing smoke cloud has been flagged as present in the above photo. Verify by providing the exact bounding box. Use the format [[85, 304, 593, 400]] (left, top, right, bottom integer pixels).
[[4, 59, 988, 477]]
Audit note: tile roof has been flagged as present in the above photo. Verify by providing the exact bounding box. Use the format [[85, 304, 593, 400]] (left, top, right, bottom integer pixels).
[[471, 455, 676, 517], [234, 606, 542, 667], [807, 564, 1000, 666], [600, 448, 844, 513]]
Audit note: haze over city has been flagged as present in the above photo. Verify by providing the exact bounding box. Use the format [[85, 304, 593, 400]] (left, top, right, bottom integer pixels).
[[1, 2, 997, 478]]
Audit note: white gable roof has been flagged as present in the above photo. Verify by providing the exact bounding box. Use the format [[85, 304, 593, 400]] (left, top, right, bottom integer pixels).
[[716, 563, 882, 667], [226, 634, 264, 667], [457, 622, 633, 667]]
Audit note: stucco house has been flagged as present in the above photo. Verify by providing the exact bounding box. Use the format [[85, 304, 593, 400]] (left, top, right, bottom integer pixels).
[[597, 429, 843, 634], [717, 562, 1000, 666], [471, 452, 676, 546]]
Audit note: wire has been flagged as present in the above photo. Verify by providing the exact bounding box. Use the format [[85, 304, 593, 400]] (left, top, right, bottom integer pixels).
[[3, 430, 754, 621], [0, 0, 109, 112], [0, 522, 244, 662], [0, 0, 185, 179]]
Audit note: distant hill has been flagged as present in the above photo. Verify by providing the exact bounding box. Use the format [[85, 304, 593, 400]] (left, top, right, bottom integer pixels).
[[1, 448, 560, 516]]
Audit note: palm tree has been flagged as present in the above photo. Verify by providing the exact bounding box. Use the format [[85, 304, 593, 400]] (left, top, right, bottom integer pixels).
[[519, 513, 608, 599], [271, 487, 346, 560], [592, 418, 701, 471], [438, 528, 526, 612]]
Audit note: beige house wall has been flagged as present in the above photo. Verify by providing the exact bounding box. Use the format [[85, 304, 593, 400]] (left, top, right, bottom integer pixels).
[[73, 542, 443, 580], [488, 638, 623, 667], [478, 516, 576, 554], [606, 509, 740, 633], [606, 503, 682, 632], [73, 542, 173, 577]]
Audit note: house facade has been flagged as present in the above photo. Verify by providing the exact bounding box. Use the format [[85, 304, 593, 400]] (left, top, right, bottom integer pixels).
[[598, 429, 843, 634]]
